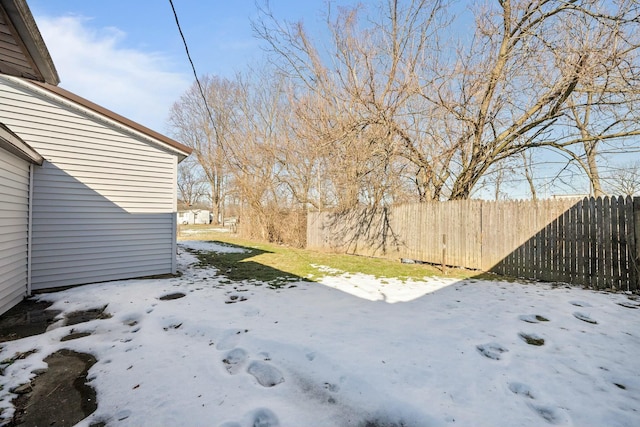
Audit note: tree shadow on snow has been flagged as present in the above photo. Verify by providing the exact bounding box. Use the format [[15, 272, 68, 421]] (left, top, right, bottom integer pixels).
[[182, 241, 309, 289]]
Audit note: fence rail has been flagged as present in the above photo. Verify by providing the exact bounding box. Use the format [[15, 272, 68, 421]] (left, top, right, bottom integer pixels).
[[306, 196, 640, 290]]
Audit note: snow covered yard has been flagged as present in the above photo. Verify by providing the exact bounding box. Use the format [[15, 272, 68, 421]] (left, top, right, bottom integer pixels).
[[0, 241, 639, 427]]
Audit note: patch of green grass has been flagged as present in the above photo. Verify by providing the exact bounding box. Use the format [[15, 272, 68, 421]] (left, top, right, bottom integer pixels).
[[185, 245, 306, 289], [179, 226, 482, 283]]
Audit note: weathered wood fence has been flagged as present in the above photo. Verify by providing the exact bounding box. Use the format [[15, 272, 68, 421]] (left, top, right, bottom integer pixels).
[[306, 197, 640, 290]]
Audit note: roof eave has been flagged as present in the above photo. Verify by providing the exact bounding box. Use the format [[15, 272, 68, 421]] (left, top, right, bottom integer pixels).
[[0, 122, 44, 164], [0, 0, 59, 85], [20, 78, 192, 157]]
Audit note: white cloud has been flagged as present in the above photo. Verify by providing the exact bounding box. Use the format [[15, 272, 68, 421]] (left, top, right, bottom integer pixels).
[[36, 15, 191, 133]]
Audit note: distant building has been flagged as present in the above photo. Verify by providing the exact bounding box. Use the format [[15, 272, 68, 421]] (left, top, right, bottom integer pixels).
[[178, 210, 212, 225]]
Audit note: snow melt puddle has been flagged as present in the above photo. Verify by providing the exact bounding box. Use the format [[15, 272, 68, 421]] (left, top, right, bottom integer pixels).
[[312, 264, 457, 303]]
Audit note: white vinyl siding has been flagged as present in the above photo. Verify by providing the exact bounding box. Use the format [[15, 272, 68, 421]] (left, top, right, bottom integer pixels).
[[0, 147, 29, 314], [0, 76, 179, 290]]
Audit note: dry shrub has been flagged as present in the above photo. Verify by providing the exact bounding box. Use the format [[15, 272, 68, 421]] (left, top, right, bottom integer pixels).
[[237, 205, 307, 248]]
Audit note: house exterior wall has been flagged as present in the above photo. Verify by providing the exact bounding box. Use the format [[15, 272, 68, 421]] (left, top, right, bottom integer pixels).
[[0, 146, 29, 313], [0, 75, 179, 290]]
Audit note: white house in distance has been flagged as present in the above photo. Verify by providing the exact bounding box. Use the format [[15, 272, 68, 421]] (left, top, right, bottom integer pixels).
[[177, 210, 212, 225], [0, 0, 192, 314]]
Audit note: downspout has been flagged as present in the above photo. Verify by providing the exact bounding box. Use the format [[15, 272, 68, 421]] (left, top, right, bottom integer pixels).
[[171, 157, 178, 275], [27, 163, 34, 296]]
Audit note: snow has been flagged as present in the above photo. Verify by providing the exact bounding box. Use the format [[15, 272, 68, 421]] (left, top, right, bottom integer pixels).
[[180, 227, 231, 235], [0, 241, 639, 426], [314, 266, 458, 303]]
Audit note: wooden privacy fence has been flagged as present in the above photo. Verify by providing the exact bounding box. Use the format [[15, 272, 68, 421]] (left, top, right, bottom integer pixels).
[[306, 196, 640, 291]]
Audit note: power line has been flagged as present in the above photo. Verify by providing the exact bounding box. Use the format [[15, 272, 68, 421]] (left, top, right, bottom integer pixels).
[[168, 0, 217, 137]]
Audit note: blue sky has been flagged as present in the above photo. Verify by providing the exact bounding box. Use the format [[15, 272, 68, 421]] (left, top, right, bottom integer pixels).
[[27, 0, 345, 133], [24, 1, 638, 198]]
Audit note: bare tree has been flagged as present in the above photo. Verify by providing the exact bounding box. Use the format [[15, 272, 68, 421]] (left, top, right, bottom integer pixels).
[[605, 161, 640, 196], [168, 0, 640, 248], [255, 0, 640, 202], [439, 0, 640, 199], [169, 76, 240, 224], [177, 157, 208, 209], [541, 1, 640, 197], [254, 0, 451, 204]]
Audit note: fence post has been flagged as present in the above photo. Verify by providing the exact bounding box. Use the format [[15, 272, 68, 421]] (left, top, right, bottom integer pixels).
[[633, 197, 640, 291]]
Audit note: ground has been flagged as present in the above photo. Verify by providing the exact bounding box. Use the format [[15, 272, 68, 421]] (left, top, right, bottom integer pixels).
[[0, 240, 638, 426]]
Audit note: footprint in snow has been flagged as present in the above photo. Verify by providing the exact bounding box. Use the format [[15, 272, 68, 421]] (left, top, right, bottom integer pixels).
[[225, 294, 248, 304], [573, 312, 598, 324], [519, 314, 550, 323], [222, 408, 277, 427], [159, 292, 186, 301], [247, 361, 285, 387], [222, 348, 248, 375], [324, 382, 339, 392], [519, 332, 545, 346], [617, 301, 639, 309], [508, 382, 535, 399], [162, 322, 182, 331], [251, 408, 280, 427], [216, 329, 249, 350], [476, 343, 509, 360], [509, 380, 567, 424], [569, 301, 592, 307], [526, 403, 569, 425]]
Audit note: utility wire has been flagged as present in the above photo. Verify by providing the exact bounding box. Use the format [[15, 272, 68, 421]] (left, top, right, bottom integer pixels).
[[168, 0, 217, 137]]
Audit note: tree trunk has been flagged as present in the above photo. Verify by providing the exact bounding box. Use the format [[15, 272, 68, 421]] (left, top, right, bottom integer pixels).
[[586, 148, 604, 198]]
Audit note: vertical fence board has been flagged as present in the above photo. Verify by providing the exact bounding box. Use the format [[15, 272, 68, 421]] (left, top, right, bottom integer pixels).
[[573, 200, 580, 284], [580, 198, 589, 285], [618, 197, 629, 289], [627, 197, 637, 291], [611, 197, 620, 289], [603, 197, 612, 288], [542, 202, 550, 281], [587, 198, 596, 287], [557, 208, 566, 282], [537, 201, 544, 278], [567, 204, 576, 283], [523, 204, 531, 278], [576, 200, 583, 284], [550, 206, 555, 280], [596, 197, 604, 288], [633, 197, 640, 291]]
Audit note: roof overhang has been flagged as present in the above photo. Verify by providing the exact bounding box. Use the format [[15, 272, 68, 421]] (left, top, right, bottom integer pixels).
[[4, 75, 192, 160], [30, 80, 193, 159], [0, 0, 59, 85], [0, 121, 44, 164]]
